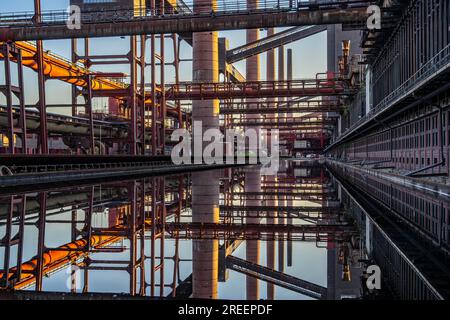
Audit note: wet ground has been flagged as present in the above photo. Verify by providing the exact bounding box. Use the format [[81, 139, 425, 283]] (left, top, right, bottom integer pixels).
[[0, 160, 373, 300]]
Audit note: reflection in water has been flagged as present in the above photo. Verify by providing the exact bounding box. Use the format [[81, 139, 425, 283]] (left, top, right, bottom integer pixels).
[[0, 161, 365, 300]]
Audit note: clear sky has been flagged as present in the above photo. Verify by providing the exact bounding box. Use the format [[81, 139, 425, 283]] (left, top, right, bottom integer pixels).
[[0, 1, 327, 115]]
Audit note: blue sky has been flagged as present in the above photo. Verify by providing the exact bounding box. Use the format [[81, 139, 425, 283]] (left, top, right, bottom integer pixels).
[[0, 1, 327, 115]]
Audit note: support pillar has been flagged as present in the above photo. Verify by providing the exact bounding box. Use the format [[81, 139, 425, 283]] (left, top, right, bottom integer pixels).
[[192, 0, 219, 162], [1, 43, 27, 154], [287, 48, 293, 116], [266, 174, 277, 299], [192, 171, 220, 299], [245, 167, 261, 300], [277, 45, 285, 111], [286, 48, 294, 156], [266, 28, 276, 122], [191, 0, 220, 299], [244, 0, 261, 301], [34, 0, 48, 154], [246, 0, 261, 139], [278, 46, 286, 156]]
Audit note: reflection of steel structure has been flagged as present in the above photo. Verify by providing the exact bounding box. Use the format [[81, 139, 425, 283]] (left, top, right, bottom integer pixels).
[[0, 43, 27, 154], [162, 222, 356, 242], [0, 177, 186, 295], [1, 166, 358, 299], [226, 255, 327, 299], [329, 161, 450, 300]]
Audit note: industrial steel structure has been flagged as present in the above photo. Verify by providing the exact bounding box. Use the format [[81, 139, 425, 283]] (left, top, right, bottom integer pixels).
[[0, 0, 450, 301]]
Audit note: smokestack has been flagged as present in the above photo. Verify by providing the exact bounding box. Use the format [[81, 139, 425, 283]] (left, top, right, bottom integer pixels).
[[342, 40, 350, 75]]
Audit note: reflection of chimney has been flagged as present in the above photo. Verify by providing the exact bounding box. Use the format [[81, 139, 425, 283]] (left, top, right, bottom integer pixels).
[[341, 40, 351, 76], [245, 167, 261, 300], [192, 171, 220, 299], [340, 244, 351, 282], [342, 264, 351, 282]]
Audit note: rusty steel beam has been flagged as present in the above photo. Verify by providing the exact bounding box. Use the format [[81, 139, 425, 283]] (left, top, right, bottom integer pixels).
[[226, 255, 327, 299], [165, 79, 351, 100], [0, 6, 372, 41], [228, 118, 336, 127], [226, 25, 327, 64], [219, 102, 341, 114], [33, 0, 48, 154]]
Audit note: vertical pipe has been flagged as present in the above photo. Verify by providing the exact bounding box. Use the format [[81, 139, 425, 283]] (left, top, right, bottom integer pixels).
[[139, 180, 146, 296], [278, 45, 285, 96], [173, 33, 183, 128], [82, 187, 93, 293], [16, 195, 26, 283], [86, 75, 95, 154], [191, 0, 220, 299], [150, 177, 157, 296], [266, 28, 276, 121], [278, 165, 285, 273], [170, 176, 183, 297], [266, 28, 276, 299], [287, 48, 293, 111], [192, 0, 219, 159], [278, 45, 285, 154], [140, 35, 146, 154], [192, 171, 220, 299], [159, 177, 166, 297], [150, 0, 157, 155], [245, 167, 261, 300], [246, 0, 261, 127], [1, 196, 13, 287], [160, 1, 166, 154], [245, 0, 261, 301], [129, 182, 137, 295], [34, 0, 48, 154], [35, 192, 47, 291], [130, 36, 138, 155], [266, 174, 276, 299], [17, 49, 27, 153], [71, 39, 78, 117], [3, 44, 14, 154], [286, 152, 293, 267], [287, 48, 293, 156]]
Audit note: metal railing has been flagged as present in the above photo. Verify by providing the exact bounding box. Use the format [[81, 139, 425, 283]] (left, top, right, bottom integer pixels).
[[0, 1, 372, 27], [220, 100, 340, 111], [165, 78, 349, 99], [328, 42, 450, 149], [8, 160, 173, 175]]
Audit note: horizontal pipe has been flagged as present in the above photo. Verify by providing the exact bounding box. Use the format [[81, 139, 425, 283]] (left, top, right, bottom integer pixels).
[[1, 7, 371, 41]]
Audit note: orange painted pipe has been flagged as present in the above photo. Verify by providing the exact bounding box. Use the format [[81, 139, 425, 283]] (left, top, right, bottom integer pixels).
[[0, 41, 126, 90], [0, 234, 120, 290], [0, 204, 159, 290]]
